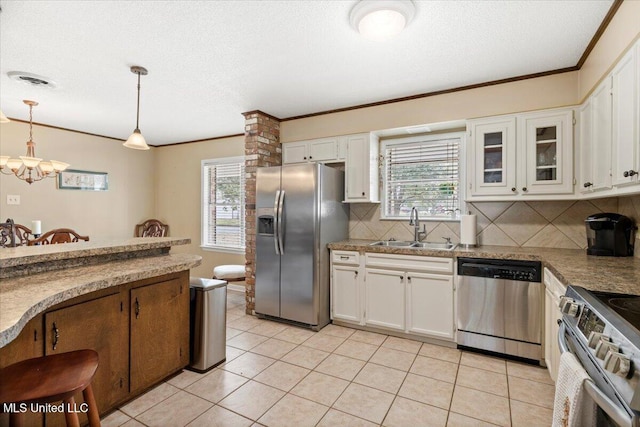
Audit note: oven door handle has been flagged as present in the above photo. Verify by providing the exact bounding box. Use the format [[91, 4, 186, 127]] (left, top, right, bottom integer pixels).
[[557, 321, 634, 427]]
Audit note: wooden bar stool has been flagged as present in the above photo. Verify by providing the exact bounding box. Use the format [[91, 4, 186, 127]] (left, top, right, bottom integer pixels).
[[0, 349, 100, 427]]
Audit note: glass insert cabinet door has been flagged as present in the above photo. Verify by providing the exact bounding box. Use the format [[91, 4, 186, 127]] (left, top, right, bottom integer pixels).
[[534, 126, 557, 181], [522, 110, 573, 195], [470, 118, 517, 196]]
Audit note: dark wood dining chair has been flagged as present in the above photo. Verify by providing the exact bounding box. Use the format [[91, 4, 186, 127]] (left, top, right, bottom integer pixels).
[[0, 219, 16, 248], [134, 219, 169, 237], [1, 219, 32, 247], [28, 228, 89, 245]]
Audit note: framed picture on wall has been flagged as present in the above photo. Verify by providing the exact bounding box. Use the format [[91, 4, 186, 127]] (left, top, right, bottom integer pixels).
[[57, 169, 109, 191]]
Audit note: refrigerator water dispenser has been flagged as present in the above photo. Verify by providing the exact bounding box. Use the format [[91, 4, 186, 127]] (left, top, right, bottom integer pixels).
[[258, 215, 274, 235]]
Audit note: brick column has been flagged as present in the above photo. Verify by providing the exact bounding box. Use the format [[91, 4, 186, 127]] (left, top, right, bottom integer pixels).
[[243, 110, 281, 314]]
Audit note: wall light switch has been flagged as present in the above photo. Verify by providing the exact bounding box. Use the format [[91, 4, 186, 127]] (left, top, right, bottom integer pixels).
[[7, 195, 20, 205]]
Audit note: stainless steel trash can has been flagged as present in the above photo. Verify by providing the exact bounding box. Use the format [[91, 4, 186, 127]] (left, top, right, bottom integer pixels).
[[189, 277, 227, 372]]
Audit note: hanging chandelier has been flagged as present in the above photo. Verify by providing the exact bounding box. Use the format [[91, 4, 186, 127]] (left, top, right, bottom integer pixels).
[[0, 100, 70, 184]]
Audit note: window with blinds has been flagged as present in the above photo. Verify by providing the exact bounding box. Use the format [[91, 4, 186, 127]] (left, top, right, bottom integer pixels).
[[201, 156, 245, 252], [381, 134, 462, 220]]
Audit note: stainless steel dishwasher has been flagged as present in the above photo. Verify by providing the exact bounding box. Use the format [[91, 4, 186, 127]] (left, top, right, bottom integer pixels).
[[456, 257, 543, 363]]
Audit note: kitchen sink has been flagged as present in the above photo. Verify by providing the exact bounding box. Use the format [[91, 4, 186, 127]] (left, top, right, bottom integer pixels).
[[369, 240, 415, 247], [410, 242, 456, 250], [369, 241, 457, 251]]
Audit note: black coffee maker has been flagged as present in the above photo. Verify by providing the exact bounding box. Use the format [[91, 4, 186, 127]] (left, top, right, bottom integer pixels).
[[585, 213, 637, 257]]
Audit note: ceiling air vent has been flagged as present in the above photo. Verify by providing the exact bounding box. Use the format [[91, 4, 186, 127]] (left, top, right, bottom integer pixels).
[[7, 71, 58, 89]]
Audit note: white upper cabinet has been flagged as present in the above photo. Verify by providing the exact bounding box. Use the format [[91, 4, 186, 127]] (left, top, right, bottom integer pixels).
[[611, 44, 639, 187], [282, 141, 309, 164], [468, 117, 517, 197], [580, 77, 613, 193], [467, 108, 574, 200], [282, 138, 339, 164], [519, 109, 574, 195], [309, 138, 339, 162], [345, 133, 379, 203]]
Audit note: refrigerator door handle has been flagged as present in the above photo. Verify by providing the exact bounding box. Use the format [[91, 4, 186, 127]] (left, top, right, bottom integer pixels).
[[273, 190, 281, 255], [277, 190, 285, 254]]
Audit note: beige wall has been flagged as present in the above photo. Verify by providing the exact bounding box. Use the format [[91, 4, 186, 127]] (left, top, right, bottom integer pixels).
[[578, 0, 640, 101], [0, 121, 154, 238], [153, 136, 245, 279], [281, 72, 579, 142]]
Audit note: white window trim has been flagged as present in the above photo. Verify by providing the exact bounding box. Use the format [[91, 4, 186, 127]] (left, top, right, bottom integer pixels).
[[380, 131, 466, 221], [201, 156, 246, 253]]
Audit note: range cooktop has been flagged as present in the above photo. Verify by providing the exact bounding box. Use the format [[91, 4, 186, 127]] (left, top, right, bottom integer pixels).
[[590, 291, 640, 332]]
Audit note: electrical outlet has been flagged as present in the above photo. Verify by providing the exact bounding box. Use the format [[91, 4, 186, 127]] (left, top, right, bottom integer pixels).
[[7, 195, 20, 205]]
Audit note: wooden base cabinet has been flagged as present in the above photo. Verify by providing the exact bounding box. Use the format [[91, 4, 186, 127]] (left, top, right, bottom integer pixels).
[[0, 316, 44, 427], [0, 271, 190, 425], [130, 276, 189, 394], [44, 292, 128, 426]]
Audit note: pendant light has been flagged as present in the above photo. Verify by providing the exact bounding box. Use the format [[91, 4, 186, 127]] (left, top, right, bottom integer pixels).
[[123, 65, 150, 150]]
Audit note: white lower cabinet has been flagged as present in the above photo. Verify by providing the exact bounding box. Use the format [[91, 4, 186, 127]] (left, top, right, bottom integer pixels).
[[331, 250, 454, 341], [332, 264, 361, 323], [406, 272, 454, 339], [544, 267, 566, 382], [364, 268, 406, 331]]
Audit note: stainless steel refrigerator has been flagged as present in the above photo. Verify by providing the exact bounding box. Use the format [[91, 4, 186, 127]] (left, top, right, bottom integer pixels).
[[255, 163, 348, 330]]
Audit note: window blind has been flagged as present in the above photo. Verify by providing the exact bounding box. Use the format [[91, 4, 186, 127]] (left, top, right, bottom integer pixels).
[[383, 137, 460, 219], [202, 158, 245, 250]]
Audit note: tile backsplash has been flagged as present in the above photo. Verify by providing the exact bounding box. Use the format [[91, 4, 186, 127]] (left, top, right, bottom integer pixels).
[[348, 195, 640, 258]]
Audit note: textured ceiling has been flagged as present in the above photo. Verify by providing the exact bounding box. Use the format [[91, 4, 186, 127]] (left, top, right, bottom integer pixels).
[[0, 0, 614, 145]]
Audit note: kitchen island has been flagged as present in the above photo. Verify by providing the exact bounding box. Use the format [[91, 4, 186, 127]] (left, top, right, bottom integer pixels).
[[0, 237, 201, 424]]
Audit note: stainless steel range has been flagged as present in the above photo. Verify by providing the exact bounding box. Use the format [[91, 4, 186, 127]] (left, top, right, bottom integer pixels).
[[559, 285, 640, 427]]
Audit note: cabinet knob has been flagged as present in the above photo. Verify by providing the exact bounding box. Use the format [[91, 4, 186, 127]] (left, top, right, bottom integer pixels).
[[623, 170, 638, 177], [303, 156, 307, 160], [362, 192, 365, 196], [522, 187, 527, 192], [511, 187, 517, 192], [407, 276, 411, 282], [309, 156, 313, 160], [583, 182, 593, 188], [354, 271, 358, 277]]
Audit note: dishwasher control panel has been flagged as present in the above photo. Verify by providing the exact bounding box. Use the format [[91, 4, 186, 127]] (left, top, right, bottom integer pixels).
[[457, 258, 542, 282]]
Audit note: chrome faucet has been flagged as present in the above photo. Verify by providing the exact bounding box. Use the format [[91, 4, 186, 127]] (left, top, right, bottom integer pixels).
[[409, 207, 427, 242]]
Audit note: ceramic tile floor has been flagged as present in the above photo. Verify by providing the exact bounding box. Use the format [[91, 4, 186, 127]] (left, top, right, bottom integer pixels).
[[102, 291, 555, 427]]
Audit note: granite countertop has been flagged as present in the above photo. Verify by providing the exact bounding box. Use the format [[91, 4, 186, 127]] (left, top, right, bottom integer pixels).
[[328, 240, 640, 295], [0, 253, 202, 348], [0, 237, 190, 268]]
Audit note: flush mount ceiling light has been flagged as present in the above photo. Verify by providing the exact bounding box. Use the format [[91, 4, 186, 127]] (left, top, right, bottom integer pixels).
[[0, 100, 70, 184], [123, 65, 150, 150], [350, 0, 416, 41]]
